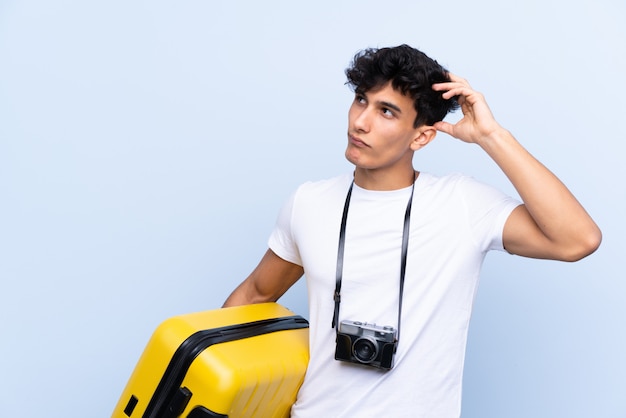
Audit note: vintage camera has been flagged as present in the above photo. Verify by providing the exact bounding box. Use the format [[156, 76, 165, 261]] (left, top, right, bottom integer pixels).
[[335, 320, 398, 370]]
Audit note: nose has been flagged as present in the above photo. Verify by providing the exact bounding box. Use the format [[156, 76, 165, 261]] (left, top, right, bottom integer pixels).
[[352, 105, 371, 133]]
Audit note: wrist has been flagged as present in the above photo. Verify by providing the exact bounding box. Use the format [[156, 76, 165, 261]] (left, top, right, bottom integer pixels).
[[476, 126, 513, 151]]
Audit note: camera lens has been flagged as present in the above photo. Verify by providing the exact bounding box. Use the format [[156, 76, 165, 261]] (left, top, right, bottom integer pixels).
[[352, 337, 378, 363]]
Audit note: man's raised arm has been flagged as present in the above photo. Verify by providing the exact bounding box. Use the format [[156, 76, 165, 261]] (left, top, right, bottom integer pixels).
[[432, 74, 601, 261]]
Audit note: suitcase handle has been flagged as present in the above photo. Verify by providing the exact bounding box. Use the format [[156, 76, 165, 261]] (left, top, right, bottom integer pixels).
[[142, 315, 309, 418]]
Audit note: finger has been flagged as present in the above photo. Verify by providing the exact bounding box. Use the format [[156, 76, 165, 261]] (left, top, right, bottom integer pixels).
[[432, 74, 471, 95], [432, 80, 471, 94], [431, 81, 457, 91], [433, 121, 455, 136], [446, 73, 470, 87], [439, 85, 473, 100]]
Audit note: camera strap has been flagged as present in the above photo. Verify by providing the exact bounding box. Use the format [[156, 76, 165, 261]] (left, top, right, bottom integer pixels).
[[332, 174, 416, 345]]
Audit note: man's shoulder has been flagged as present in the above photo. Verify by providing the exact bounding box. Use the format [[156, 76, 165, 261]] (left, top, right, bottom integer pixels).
[[418, 171, 511, 203], [296, 173, 353, 196], [285, 173, 354, 218], [418, 171, 474, 189]]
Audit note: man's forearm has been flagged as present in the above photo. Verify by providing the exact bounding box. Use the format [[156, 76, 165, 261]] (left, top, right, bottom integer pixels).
[[222, 283, 251, 308]]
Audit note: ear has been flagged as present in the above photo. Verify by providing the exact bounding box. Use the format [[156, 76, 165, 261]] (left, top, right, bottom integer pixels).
[[409, 126, 437, 151]]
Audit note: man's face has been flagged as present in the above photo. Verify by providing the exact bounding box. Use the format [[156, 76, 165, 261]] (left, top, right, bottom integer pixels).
[[346, 82, 423, 173]]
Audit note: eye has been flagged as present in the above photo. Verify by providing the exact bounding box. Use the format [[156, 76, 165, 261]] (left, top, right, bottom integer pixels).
[[355, 94, 366, 105], [381, 108, 394, 118]]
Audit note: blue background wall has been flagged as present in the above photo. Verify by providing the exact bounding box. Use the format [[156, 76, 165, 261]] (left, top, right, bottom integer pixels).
[[1, 1, 624, 416]]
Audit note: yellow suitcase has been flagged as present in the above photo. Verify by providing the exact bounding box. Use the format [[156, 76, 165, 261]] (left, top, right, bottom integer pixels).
[[112, 303, 309, 418]]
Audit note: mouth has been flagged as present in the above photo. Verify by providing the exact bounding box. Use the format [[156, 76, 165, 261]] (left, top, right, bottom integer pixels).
[[348, 133, 368, 147]]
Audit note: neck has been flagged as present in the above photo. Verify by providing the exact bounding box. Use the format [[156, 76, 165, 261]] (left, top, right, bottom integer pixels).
[[353, 167, 418, 191]]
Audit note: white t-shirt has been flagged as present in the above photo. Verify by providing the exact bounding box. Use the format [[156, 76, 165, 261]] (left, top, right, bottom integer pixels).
[[269, 172, 520, 418]]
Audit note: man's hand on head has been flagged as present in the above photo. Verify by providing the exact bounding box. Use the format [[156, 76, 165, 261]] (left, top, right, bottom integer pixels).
[[432, 74, 504, 146]]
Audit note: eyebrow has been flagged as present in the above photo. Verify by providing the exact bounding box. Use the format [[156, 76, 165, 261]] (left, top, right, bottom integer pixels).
[[357, 90, 404, 114], [378, 100, 402, 114]]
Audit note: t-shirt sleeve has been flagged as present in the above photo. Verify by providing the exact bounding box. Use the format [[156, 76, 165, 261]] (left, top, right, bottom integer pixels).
[[460, 176, 521, 252], [268, 189, 303, 266]]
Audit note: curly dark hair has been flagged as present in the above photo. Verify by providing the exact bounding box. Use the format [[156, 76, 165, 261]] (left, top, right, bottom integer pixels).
[[345, 44, 459, 128]]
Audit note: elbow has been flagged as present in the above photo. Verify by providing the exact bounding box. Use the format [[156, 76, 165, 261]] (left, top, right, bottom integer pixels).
[[561, 227, 602, 262]]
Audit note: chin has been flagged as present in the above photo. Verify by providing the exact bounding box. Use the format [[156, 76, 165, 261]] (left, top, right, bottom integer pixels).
[[344, 147, 363, 167]]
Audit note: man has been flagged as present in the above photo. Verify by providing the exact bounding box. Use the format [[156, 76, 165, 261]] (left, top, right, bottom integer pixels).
[[223, 45, 601, 417]]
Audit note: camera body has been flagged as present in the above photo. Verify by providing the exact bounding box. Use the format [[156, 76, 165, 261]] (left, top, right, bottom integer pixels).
[[335, 320, 397, 370]]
